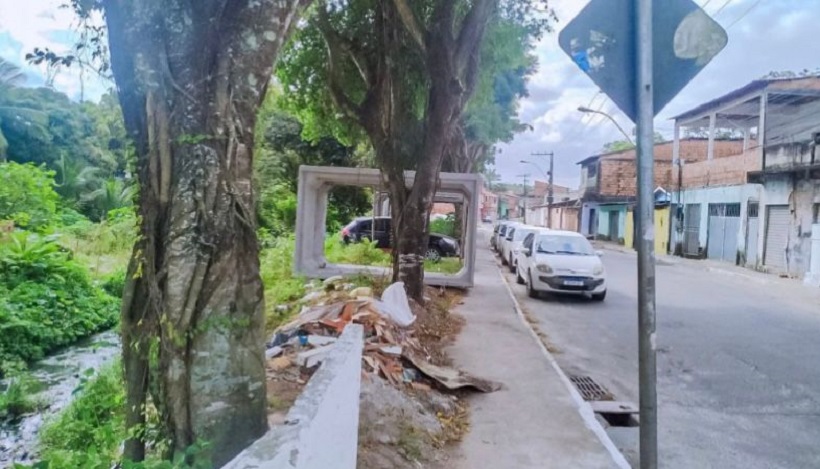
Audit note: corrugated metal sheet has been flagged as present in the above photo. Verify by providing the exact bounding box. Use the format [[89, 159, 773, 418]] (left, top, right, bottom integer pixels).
[[764, 205, 790, 271]]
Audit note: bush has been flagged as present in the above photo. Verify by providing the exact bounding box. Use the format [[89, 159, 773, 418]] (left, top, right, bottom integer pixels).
[[325, 238, 391, 266], [0, 162, 60, 231], [100, 267, 126, 298], [0, 233, 119, 374], [430, 215, 456, 237], [259, 236, 305, 332], [0, 373, 42, 421], [36, 363, 125, 468]]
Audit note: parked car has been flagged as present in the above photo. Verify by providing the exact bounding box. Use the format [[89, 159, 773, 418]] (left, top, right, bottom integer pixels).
[[516, 230, 606, 301], [498, 222, 522, 263], [503, 226, 545, 273], [341, 216, 459, 262], [490, 221, 511, 252]]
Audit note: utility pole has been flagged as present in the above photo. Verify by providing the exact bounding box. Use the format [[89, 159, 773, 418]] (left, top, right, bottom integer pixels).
[[532, 152, 554, 228], [636, 0, 658, 467], [517, 173, 530, 224]]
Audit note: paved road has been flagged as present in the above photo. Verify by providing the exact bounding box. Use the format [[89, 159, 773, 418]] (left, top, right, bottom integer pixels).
[[498, 244, 820, 468]]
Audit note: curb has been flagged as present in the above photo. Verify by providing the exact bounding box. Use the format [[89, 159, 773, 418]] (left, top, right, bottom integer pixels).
[[496, 268, 632, 469]]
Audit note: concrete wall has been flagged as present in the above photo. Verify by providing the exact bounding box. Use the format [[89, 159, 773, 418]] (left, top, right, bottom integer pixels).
[[225, 325, 364, 469], [671, 184, 762, 261], [580, 203, 599, 237], [624, 207, 670, 254], [596, 205, 627, 242], [758, 175, 820, 276], [681, 150, 760, 189], [295, 166, 480, 288]]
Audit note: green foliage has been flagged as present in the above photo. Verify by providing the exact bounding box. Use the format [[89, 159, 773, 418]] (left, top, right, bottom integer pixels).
[[0, 85, 123, 174], [37, 363, 125, 468], [80, 177, 136, 222], [259, 236, 306, 332], [0, 162, 60, 231], [430, 215, 456, 237], [254, 94, 370, 235], [100, 267, 126, 297], [0, 233, 119, 373], [0, 373, 43, 420], [325, 238, 391, 266], [25, 360, 211, 469]]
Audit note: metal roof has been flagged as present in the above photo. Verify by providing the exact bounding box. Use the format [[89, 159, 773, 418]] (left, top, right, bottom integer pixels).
[[672, 77, 820, 122]]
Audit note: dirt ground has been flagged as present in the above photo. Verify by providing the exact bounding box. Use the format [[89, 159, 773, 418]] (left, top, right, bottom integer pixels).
[[263, 284, 472, 469]]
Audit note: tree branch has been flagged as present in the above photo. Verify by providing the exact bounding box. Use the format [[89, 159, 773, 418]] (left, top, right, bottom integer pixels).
[[391, 0, 427, 52], [456, 0, 495, 70], [315, 6, 364, 122]]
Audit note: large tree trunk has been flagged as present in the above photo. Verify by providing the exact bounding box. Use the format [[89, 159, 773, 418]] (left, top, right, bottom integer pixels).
[[103, 0, 310, 464]]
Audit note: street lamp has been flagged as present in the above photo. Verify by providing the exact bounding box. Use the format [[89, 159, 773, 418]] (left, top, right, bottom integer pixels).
[[578, 106, 635, 146], [519, 160, 549, 180]]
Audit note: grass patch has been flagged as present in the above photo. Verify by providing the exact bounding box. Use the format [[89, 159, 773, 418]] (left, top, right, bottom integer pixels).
[[37, 362, 125, 469], [0, 373, 43, 421], [260, 236, 306, 333]]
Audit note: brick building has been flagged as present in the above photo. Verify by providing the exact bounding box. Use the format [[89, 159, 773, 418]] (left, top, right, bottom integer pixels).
[[578, 139, 745, 242]]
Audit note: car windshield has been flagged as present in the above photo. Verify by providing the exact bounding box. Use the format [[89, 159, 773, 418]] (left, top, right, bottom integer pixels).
[[514, 229, 534, 242], [536, 235, 594, 256]]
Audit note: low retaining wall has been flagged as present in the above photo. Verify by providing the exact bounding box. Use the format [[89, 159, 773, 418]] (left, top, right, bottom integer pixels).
[[224, 324, 364, 469]]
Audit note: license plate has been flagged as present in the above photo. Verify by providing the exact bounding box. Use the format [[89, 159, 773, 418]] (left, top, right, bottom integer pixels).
[[564, 280, 584, 286]]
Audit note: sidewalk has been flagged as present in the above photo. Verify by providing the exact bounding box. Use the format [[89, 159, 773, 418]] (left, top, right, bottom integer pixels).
[[446, 233, 628, 469]]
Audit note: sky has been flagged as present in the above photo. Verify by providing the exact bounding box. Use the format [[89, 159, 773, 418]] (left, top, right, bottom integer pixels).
[[1, 0, 818, 189]]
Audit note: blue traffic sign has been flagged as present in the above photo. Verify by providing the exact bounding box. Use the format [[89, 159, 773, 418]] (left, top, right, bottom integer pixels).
[[559, 0, 727, 122]]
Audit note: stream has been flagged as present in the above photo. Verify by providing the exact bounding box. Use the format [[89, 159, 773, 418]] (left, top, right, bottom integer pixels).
[[0, 331, 120, 466]]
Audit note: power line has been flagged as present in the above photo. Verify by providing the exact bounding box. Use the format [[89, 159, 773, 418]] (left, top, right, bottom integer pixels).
[[727, 0, 763, 29], [713, 0, 734, 16]]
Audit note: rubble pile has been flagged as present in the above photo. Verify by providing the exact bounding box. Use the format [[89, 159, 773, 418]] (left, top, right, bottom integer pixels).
[[265, 276, 500, 395]]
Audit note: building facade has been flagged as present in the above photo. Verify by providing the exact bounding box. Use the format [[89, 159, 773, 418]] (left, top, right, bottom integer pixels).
[[670, 77, 820, 282]]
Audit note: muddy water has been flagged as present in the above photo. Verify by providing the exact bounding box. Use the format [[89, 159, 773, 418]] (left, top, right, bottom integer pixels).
[[0, 331, 120, 466]]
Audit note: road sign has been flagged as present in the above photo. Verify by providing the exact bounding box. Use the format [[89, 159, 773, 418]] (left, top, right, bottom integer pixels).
[[559, 0, 727, 122]]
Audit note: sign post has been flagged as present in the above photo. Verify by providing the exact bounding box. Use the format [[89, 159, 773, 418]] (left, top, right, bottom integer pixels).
[[559, 2, 727, 467], [635, 0, 657, 467]]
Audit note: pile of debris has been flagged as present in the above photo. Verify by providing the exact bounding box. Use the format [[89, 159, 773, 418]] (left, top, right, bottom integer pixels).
[[265, 277, 501, 396]]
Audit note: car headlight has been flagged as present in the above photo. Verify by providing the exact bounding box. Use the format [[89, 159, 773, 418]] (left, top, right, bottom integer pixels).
[[593, 265, 604, 275], [536, 264, 552, 274]]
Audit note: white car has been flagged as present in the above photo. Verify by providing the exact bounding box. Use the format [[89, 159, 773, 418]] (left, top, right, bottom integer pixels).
[[498, 222, 523, 264], [503, 225, 550, 273], [516, 230, 607, 301], [494, 221, 518, 254], [502, 225, 544, 273]]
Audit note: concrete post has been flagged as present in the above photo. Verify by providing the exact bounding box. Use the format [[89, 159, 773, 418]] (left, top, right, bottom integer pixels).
[[805, 224, 820, 287]]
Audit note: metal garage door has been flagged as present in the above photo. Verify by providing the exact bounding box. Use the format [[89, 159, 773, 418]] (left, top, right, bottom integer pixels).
[[684, 204, 701, 257], [764, 205, 790, 271], [707, 203, 741, 263], [745, 203, 759, 266]]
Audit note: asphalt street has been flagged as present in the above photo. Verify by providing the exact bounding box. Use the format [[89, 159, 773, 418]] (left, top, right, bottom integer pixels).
[[495, 233, 820, 468]]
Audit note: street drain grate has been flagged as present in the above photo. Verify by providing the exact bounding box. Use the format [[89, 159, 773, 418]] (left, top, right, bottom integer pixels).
[[568, 375, 613, 401]]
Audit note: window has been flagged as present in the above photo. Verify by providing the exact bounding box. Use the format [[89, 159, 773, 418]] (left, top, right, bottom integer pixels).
[[523, 233, 534, 250], [814, 203, 820, 223], [506, 227, 516, 240], [536, 234, 595, 256], [587, 163, 598, 178]]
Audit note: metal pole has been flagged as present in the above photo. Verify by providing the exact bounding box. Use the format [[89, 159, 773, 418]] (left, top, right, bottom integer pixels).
[[636, 0, 658, 467], [548, 152, 554, 229]]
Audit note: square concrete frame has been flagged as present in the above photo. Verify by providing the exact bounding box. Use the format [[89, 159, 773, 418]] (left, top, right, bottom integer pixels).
[[295, 165, 480, 288]]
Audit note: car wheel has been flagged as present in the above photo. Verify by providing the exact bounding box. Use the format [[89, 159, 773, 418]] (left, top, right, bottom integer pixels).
[[516, 269, 525, 285], [527, 271, 538, 299], [591, 291, 607, 302], [508, 256, 516, 273], [426, 247, 442, 263]]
